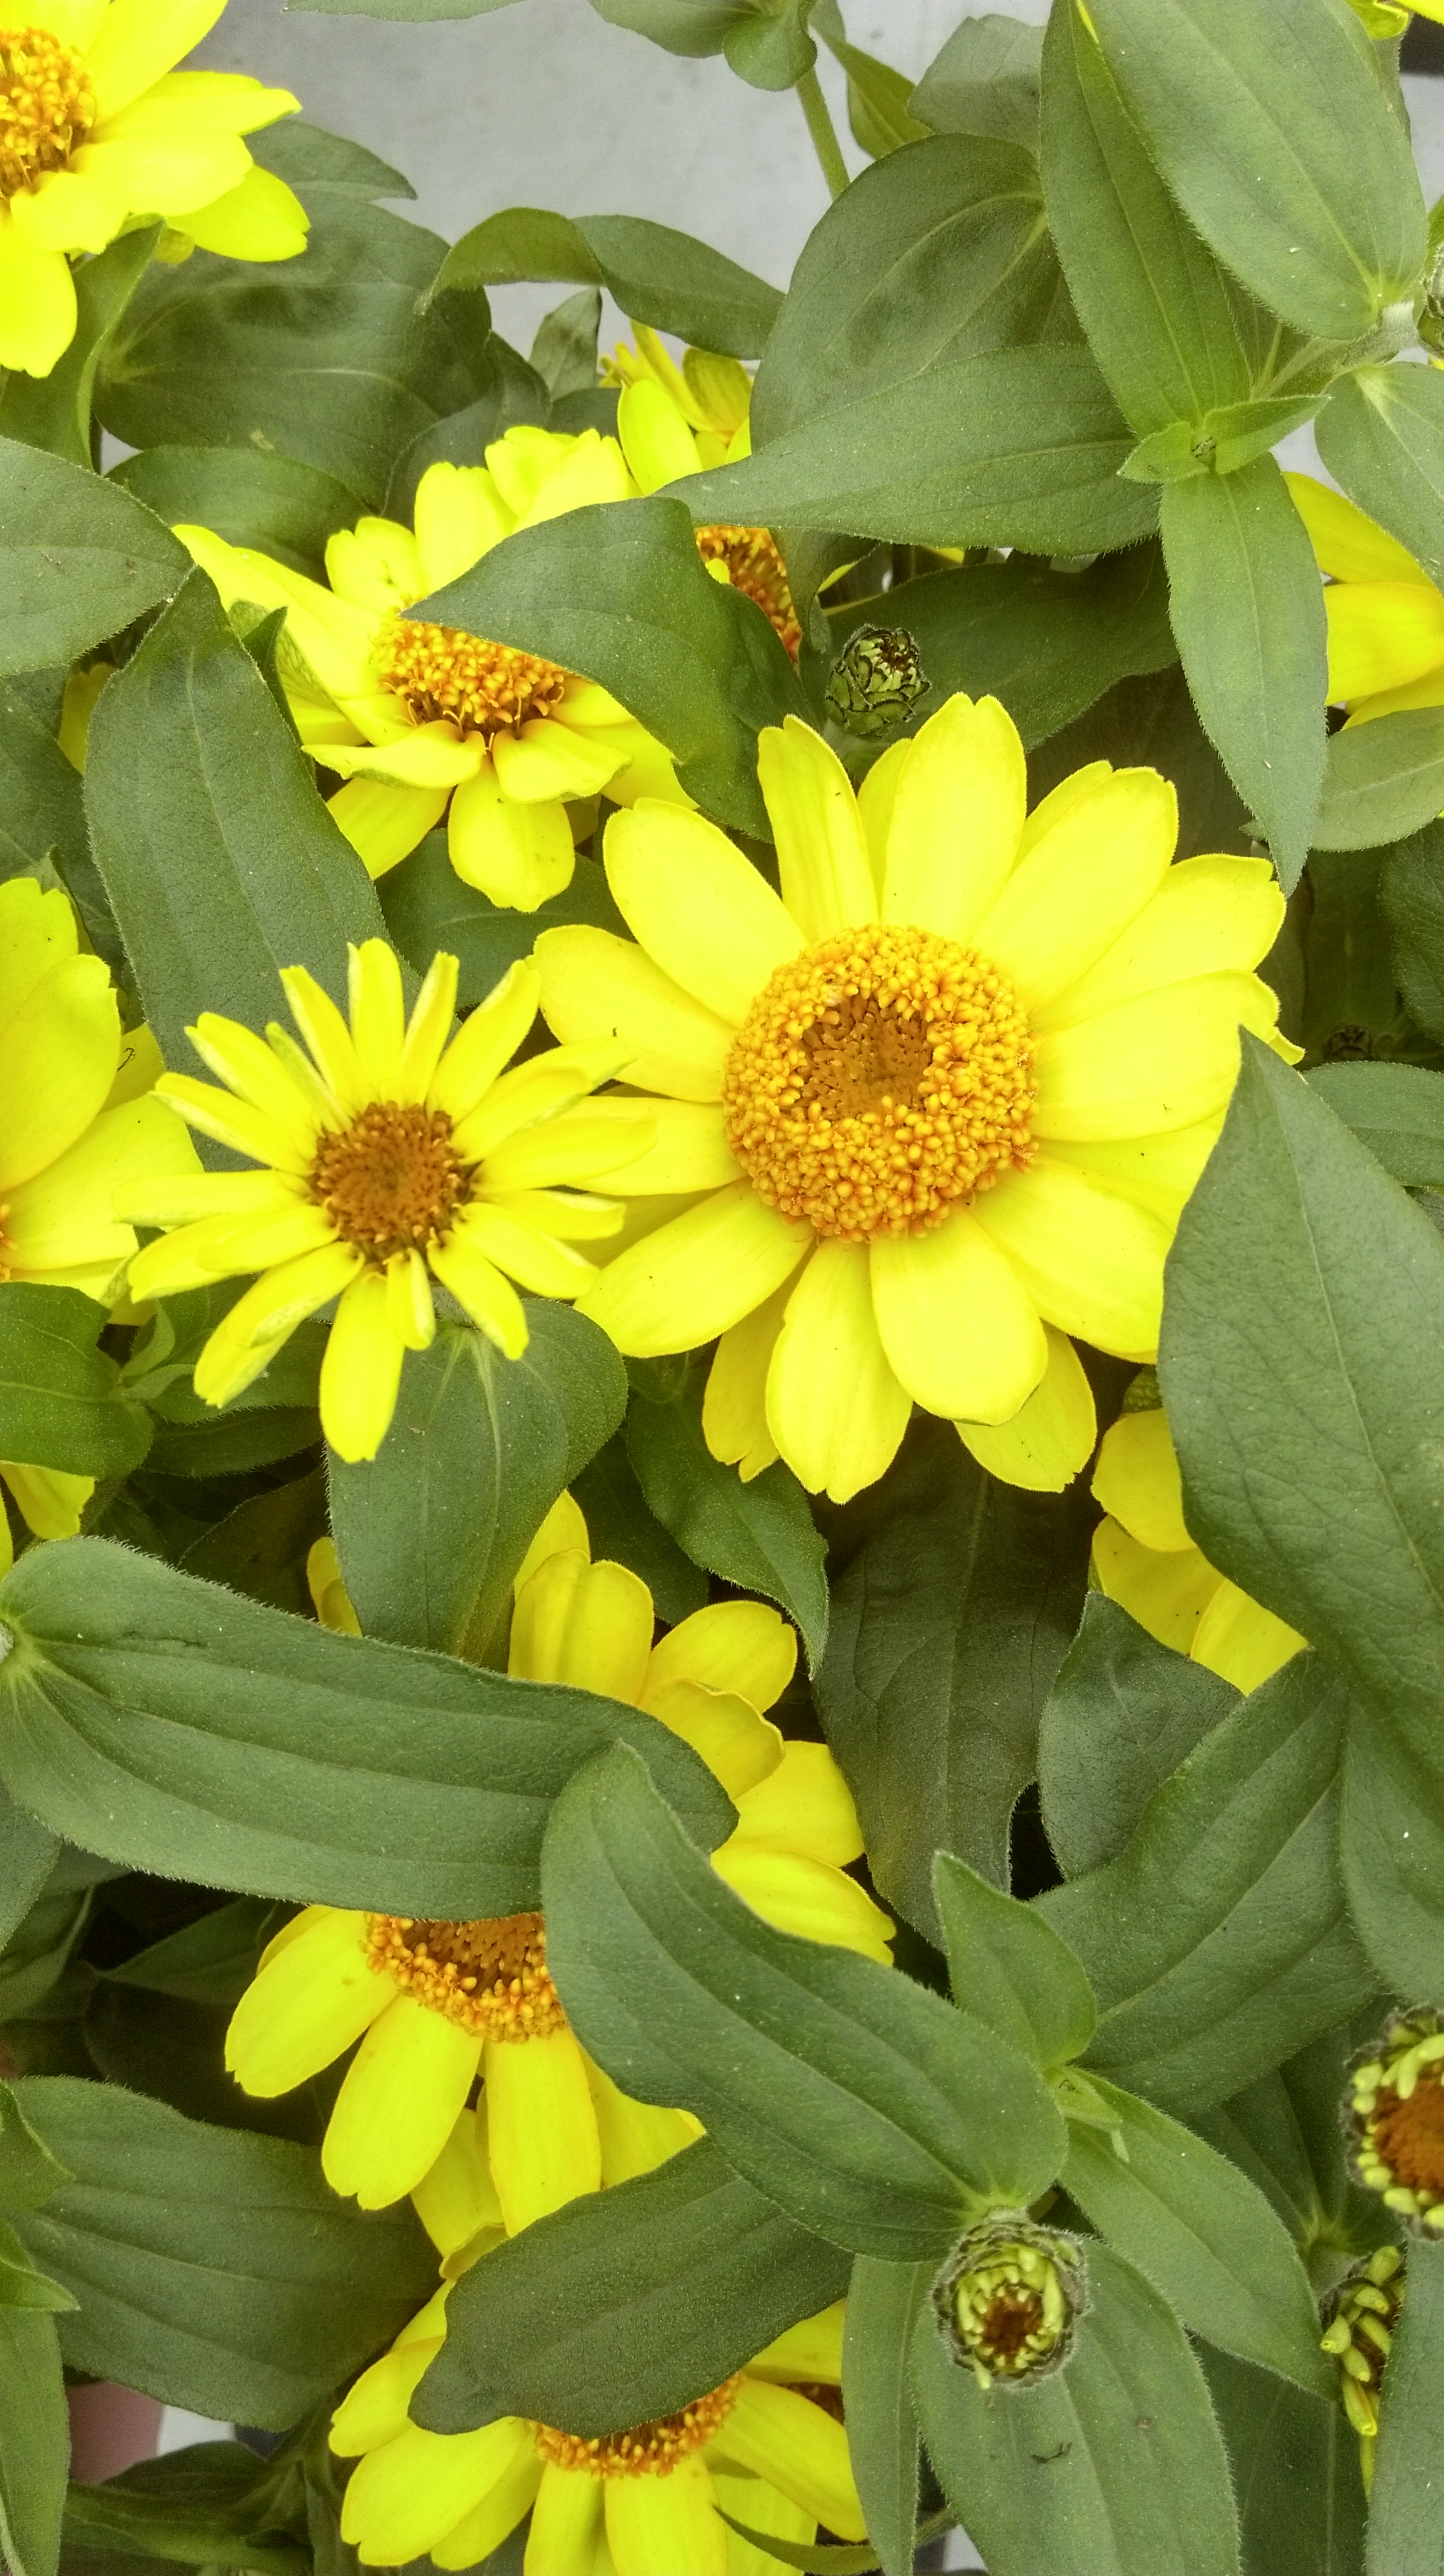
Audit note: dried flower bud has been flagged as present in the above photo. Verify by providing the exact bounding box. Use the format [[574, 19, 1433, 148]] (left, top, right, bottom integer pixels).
[[1345, 2008, 1444, 2235], [932, 2213, 1087, 2391], [824, 624, 931, 741], [1320, 2243, 1404, 2481]]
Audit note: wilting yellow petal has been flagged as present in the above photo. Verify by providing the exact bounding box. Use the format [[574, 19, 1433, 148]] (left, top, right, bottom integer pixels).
[[729, 1742, 862, 1866], [644, 1678, 782, 1798], [1192, 1582, 1306, 1692], [1092, 1517, 1224, 1655], [1092, 1406, 1191, 1552]]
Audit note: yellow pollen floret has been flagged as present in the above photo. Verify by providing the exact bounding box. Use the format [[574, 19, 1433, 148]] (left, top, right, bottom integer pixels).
[[366, 1911, 568, 2041], [309, 1103, 466, 1263], [0, 30, 93, 199], [696, 525, 801, 659], [533, 2378, 743, 2477], [721, 921, 1034, 1243], [377, 620, 570, 740]]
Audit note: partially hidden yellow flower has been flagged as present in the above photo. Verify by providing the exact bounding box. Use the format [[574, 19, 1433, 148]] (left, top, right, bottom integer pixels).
[[606, 321, 801, 660], [224, 1489, 892, 2221], [1287, 470, 1444, 725], [0, 0, 307, 378], [1090, 1386, 1306, 1693], [176, 438, 690, 907], [331, 2286, 863, 2573], [0, 1456, 91, 1575], [119, 941, 654, 1464], [535, 695, 1295, 1505]]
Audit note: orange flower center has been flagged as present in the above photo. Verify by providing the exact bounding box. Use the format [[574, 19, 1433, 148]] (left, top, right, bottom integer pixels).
[[0, 30, 93, 199], [722, 921, 1034, 1242], [309, 1102, 465, 1262], [696, 525, 801, 659], [377, 620, 569, 740], [367, 1910, 567, 2041], [534, 2377, 742, 2477], [1372, 2066, 1444, 2202]]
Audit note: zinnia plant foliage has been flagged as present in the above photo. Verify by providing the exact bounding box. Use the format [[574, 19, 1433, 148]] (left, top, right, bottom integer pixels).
[[9, 5, 1444, 2576]]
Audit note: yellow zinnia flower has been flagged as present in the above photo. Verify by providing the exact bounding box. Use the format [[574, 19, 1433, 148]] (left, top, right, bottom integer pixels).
[[535, 695, 1293, 1503], [606, 321, 801, 660], [224, 1489, 892, 2221], [331, 2286, 863, 2573], [1286, 470, 1444, 724], [119, 941, 653, 1464], [176, 436, 690, 906], [0, 1457, 91, 1573], [0, 0, 307, 378], [1091, 1384, 1305, 1693]]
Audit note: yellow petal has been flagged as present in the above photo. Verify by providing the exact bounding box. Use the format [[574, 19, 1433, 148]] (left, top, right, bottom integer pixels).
[[1325, 579, 1444, 704], [307, 1537, 361, 1635], [348, 939, 407, 1093], [1282, 471, 1430, 585], [430, 2431, 540, 2570], [765, 1240, 910, 1502], [707, 2470, 813, 2576], [88, 0, 227, 119], [413, 460, 510, 592], [1192, 1582, 1306, 1692], [185, 163, 309, 261], [513, 1491, 591, 1595], [192, 1239, 363, 1406], [492, 718, 626, 805], [329, 776, 448, 879], [749, 2303, 845, 2383], [0, 877, 76, 1030], [584, 2050, 701, 2186], [604, 2455, 724, 2576], [870, 1206, 1047, 1423], [449, 764, 576, 910], [340, 2419, 531, 2566], [974, 768, 1176, 1011], [156, 1070, 310, 1173], [1042, 1117, 1221, 1223], [385, 1245, 436, 1351], [326, 723, 479, 790], [1092, 1516, 1224, 1655], [329, 2334, 441, 2458], [701, 1277, 793, 1481], [882, 692, 1026, 940], [509, 1550, 654, 1698], [566, 1097, 738, 1196], [956, 1323, 1096, 1493], [1092, 1406, 1190, 1551], [971, 1160, 1170, 1356], [535, 925, 734, 1104], [427, 1229, 529, 1357], [457, 1201, 596, 1297], [714, 1844, 894, 1962], [714, 2380, 865, 2541], [757, 717, 876, 940], [320, 1270, 408, 1464], [618, 377, 703, 492], [643, 1598, 797, 1712], [480, 1107, 654, 1192], [644, 1678, 783, 1798], [185, 1011, 326, 1135], [452, 1040, 628, 1162], [0, 954, 118, 1190], [8, 163, 124, 253], [328, 516, 423, 614], [9, 1096, 197, 1281], [76, 128, 251, 220], [577, 1181, 813, 1356], [324, 1993, 482, 2206], [729, 1741, 861, 1866], [604, 802, 801, 1023], [225, 1908, 387, 2095], [0, 1461, 91, 1539], [482, 2025, 602, 2233], [1035, 855, 1286, 1028], [1032, 971, 1280, 1141], [429, 959, 540, 1123], [281, 967, 369, 1113], [0, 204, 75, 374]]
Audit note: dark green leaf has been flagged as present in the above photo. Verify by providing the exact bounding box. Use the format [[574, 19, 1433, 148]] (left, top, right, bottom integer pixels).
[[0, 227, 161, 473], [381, 840, 626, 1010], [0, 1789, 59, 1953], [1311, 708, 1444, 853], [1159, 457, 1326, 890], [817, 1420, 1092, 1937], [931, 1852, 1096, 2070], [542, 1743, 1067, 2259], [104, 1897, 284, 2009], [1196, 2022, 1382, 2252], [1305, 1062, 1444, 1182], [329, 1305, 626, 1659], [432, 209, 781, 357], [1085, 0, 1425, 342], [80, 1986, 321, 2150], [60, 2444, 307, 2576], [1339, 1699, 1444, 1993], [0, 1537, 732, 1915], [144, 1410, 317, 1480], [177, 1466, 328, 1618], [5, 2078, 434, 2428], [1037, 1656, 1375, 2113], [84, 571, 386, 1073], [529, 288, 603, 401], [910, 2240, 1242, 2576], [0, 1287, 150, 1478], [571, 1431, 709, 1625], [1299, 848, 1403, 1062], [1363, 2236, 1444, 2573], [626, 1383, 827, 1670], [1316, 363, 1444, 589], [910, 14, 1042, 151], [0, 436, 185, 676], [1381, 818, 1444, 1039], [414, 495, 805, 839], [110, 448, 362, 582], [1201, 2349, 1365, 2576], [1038, 1597, 1238, 1881], [0, 2305, 66, 2576], [382, 331, 552, 524], [0, 682, 85, 889], [1028, 662, 1251, 859], [840, 2258, 928, 2576], [415, 2135, 849, 2438]]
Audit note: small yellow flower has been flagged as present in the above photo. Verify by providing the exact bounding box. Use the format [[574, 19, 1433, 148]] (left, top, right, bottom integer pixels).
[[177, 437, 690, 907], [1287, 470, 1444, 724], [331, 2288, 864, 2572], [119, 942, 652, 1464], [607, 321, 802, 659], [224, 1491, 892, 2219], [0, 0, 307, 378], [1090, 1383, 1306, 1693], [536, 695, 1295, 1503]]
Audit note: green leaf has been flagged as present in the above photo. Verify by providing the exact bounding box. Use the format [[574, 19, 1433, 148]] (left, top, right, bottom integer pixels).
[[1310, 707, 1444, 852], [330, 1306, 624, 1661], [1159, 456, 1326, 890], [0, 2083, 70, 2210], [381, 839, 626, 1010], [60, 2444, 308, 2576], [110, 447, 362, 582], [0, 1536, 732, 1915], [1299, 848, 1404, 1062], [0, 435, 185, 676], [721, 0, 820, 88], [432, 209, 781, 357], [1305, 1062, 1444, 1182], [840, 2258, 928, 2576], [1123, 397, 1326, 483], [0, 2220, 76, 2314], [1160, 1039, 1444, 1745], [542, 1743, 1067, 2259], [583, 0, 745, 62], [0, 2305, 66, 2576], [1038, 1597, 1239, 1881], [1062, 2075, 1331, 2395], [571, 1431, 708, 1625], [910, 15, 1042, 151], [0, 227, 161, 473], [414, 2135, 850, 2438], [0, 681, 123, 977], [0, 1286, 150, 1478], [1036, 1655, 1376, 2113], [293, 0, 523, 15], [5, 2078, 435, 2428], [1085, 0, 1425, 343], [817, 1420, 1092, 1937], [675, 348, 1159, 558], [1363, 2236, 1444, 2573], [413, 495, 804, 839], [1315, 363, 1444, 588], [177, 1466, 327, 1619], [931, 1852, 1096, 2071], [1201, 2349, 1365, 2576], [626, 1381, 827, 1670], [104, 1897, 285, 2009], [0, 1788, 59, 1953], [84, 571, 387, 1075], [1339, 1698, 1444, 1992], [1381, 819, 1444, 1039], [816, 30, 929, 158], [910, 2239, 1242, 2576], [529, 288, 603, 400], [1040, 0, 1249, 438]]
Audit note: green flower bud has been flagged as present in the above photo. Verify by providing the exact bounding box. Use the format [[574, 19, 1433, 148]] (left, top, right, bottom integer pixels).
[[932, 2214, 1088, 2391], [824, 624, 931, 741], [1320, 2244, 1404, 2483], [1345, 2007, 1444, 2236]]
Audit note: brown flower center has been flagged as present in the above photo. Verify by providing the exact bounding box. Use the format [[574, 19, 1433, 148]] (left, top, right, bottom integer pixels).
[[722, 921, 1034, 1243], [534, 2377, 742, 2477], [377, 620, 570, 740], [0, 30, 93, 199], [1373, 2067, 1444, 2202], [696, 525, 801, 659], [367, 1910, 567, 2041], [309, 1102, 465, 1263], [977, 2288, 1046, 2368]]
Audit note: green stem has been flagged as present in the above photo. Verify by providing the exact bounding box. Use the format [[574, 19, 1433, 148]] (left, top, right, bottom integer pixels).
[[796, 66, 849, 199]]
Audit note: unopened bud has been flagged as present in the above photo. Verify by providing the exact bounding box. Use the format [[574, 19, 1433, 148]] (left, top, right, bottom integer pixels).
[[1345, 2007, 1444, 2235], [1320, 2244, 1404, 2481], [933, 2213, 1087, 2391], [824, 624, 931, 741]]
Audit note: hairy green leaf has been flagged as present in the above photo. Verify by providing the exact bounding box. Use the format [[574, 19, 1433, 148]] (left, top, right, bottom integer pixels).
[[1201, 2349, 1365, 2576], [1316, 363, 1444, 589], [1381, 818, 1444, 1040], [1311, 707, 1444, 852], [0, 437, 185, 676], [433, 208, 781, 356], [841, 2258, 928, 2576], [1304, 1061, 1444, 1183], [1038, 1597, 1238, 1881], [0, 1286, 150, 1478], [931, 1852, 1096, 2070], [0, 2305, 66, 2576], [910, 15, 1042, 151], [110, 448, 362, 582], [0, 227, 160, 473], [1364, 2237, 1444, 2573], [626, 1383, 827, 1669]]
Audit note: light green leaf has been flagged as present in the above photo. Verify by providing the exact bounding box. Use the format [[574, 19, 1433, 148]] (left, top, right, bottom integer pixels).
[[1123, 398, 1326, 482], [0, 1286, 151, 1478], [910, 14, 1042, 151], [1315, 363, 1444, 587], [1364, 2236, 1444, 2574], [932, 1852, 1096, 2072], [1381, 818, 1444, 1039], [815, 28, 929, 157], [0, 2220, 75, 2315], [1311, 707, 1444, 851], [0, 2305, 66, 2576], [584, 0, 746, 59], [0, 435, 186, 676], [841, 2258, 929, 2576], [0, 1789, 59, 1955], [626, 1379, 827, 1671], [293, 0, 522, 15], [1038, 1596, 1239, 1882], [1305, 1061, 1444, 1182], [432, 207, 781, 356]]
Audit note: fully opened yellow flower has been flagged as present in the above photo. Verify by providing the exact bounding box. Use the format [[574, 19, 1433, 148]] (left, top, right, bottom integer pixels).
[[0, 1, 307, 377], [332, 2287, 863, 2574], [535, 695, 1292, 1504], [1286, 471, 1444, 724], [1091, 1387, 1305, 1694], [120, 943, 651, 1463], [224, 1490, 891, 2222], [177, 436, 688, 906]]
